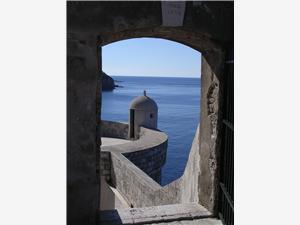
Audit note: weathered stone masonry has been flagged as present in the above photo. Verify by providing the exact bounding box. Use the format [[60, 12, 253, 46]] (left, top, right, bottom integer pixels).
[[67, 34, 101, 225], [67, 2, 233, 224], [106, 124, 201, 208], [123, 143, 167, 183], [101, 121, 167, 185]]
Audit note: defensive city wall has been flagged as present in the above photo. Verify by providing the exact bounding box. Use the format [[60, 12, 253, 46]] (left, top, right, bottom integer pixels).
[[101, 120, 167, 184], [100, 120, 202, 209]]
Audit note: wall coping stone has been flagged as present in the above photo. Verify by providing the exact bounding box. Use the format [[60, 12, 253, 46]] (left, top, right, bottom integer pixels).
[[101, 120, 168, 154]]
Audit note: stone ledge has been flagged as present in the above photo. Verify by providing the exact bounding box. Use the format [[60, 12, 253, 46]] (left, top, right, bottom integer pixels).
[[99, 203, 212, 225], [144, 218, 222, 225]]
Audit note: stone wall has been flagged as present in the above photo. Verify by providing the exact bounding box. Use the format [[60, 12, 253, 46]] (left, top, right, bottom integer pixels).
[[198, 55, 224, 213], [101, 120, 129, 139], [67, 33, 101, 225], [123, 139, 167, 183], [101, 121, 168, 185], [100, 151, 111, 182], [107, 125, 201, 208], [110, 152, 161, 208]]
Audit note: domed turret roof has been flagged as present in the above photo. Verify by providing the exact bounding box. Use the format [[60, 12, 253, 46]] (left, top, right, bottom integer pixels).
[[130, 91, 158, 111]]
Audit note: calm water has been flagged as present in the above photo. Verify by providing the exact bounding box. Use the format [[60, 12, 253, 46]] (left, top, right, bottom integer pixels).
[[102, 76, 200, 185]]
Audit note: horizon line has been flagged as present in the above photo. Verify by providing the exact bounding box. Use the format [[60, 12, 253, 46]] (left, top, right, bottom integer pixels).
[[110, 75, 201, 78]]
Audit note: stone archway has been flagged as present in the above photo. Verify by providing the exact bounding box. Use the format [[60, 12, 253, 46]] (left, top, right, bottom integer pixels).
[[67, 2, 233, 224], [99, 30, 225, 213]]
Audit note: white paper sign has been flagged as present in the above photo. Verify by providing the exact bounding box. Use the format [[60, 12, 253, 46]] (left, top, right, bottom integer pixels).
[[161, 1, 186, 27]]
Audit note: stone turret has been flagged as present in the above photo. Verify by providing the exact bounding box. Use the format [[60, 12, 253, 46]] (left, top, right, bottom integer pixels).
[[129, 91, 158, 139]]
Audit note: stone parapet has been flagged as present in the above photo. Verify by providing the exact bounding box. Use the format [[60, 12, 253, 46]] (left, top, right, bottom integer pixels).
[[101, 120, 129, 139], [101, 120, 201, 208], [123, 140, 167, 183], [101, 120, 168, 184]]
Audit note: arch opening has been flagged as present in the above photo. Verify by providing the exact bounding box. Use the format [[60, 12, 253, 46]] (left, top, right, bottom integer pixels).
[[100, 37, 206, 210], [101, 37, 201, 182]]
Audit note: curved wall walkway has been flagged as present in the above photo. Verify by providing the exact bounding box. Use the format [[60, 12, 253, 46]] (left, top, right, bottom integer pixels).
[[101, 120, 201, 208], [101, 120, 168, 184]]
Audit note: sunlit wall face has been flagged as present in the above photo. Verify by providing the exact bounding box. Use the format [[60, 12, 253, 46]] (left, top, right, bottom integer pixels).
[[102, 38, 201, 78]]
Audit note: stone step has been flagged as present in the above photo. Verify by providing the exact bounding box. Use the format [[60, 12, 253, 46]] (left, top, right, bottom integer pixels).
[[100, 203, 215, 225], [144, 218, 222, 225]]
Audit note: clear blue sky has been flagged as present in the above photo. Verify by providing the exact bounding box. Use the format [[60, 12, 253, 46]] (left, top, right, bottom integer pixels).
[[102, 38, 201, 78]]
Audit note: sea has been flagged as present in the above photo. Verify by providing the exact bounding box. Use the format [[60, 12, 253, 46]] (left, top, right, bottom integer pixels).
[[101, 76, 200, 186]]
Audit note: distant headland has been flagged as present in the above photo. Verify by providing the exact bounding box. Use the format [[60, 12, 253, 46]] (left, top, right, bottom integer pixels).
[[102, 71, 119, 91]]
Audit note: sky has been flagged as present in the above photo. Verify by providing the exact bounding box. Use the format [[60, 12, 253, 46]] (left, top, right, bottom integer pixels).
[[102, 38, 201, 78]]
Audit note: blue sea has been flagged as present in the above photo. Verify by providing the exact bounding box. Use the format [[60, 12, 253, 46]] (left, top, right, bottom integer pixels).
[[102, 76, 200, 185]]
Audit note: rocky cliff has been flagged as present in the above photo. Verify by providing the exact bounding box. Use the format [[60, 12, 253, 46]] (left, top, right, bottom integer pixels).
[[102, 72, 116, 91]]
